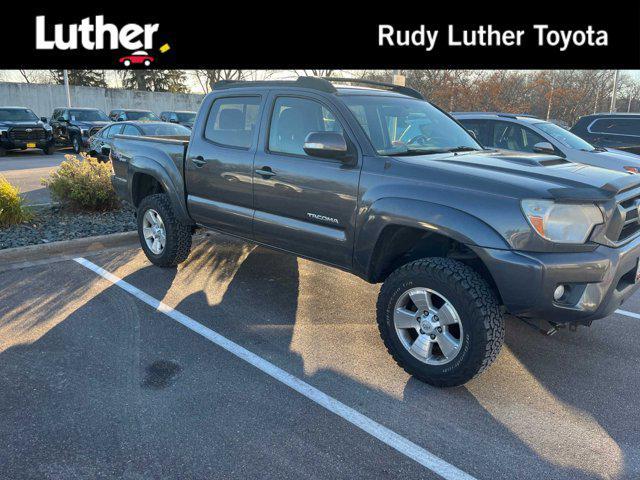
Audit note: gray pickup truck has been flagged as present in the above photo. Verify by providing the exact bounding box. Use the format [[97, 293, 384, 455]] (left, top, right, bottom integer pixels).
[[111, 77, 640, 387]]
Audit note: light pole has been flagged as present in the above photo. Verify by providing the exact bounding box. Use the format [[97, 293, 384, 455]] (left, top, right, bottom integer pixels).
[[63, 69, 71, 107], [392, 69, 405, 86], [610, 70, 619, 113]]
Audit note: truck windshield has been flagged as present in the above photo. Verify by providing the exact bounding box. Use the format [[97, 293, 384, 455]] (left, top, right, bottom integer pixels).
[[0, 108, 38, 121], [127, 111, 160, 121], [69, 110, 109, 122], [342, 95, 481, 156], [534, 122, 595, 151]]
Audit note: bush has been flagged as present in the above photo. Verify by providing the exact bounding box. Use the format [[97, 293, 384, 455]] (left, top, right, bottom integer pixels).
[[0, 176, 31, 227], [42, 154, 120, 211]]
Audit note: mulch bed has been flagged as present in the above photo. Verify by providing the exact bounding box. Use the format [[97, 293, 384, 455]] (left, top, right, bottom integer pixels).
[[0, 205, 137, 249]]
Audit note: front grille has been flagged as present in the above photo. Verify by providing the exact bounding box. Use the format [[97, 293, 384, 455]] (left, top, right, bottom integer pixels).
[[8, 127, 47, 142], [615, 192, 640, 242], [89, 126, 103, 137]]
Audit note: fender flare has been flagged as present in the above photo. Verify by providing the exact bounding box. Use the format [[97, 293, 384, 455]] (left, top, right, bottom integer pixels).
[[127, 155, 191, 223], [354, 197, 509, 280]]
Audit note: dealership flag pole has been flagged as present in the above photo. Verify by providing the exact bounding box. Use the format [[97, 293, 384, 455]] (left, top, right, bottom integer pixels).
[[63, 69, 71, 107], [610, 70, 619, 113]]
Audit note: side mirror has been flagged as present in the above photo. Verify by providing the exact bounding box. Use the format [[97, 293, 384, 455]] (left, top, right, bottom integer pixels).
[[303, 131, 349, 160], [533, 141, 555, 154], [40, 117, 48, 123], [169, 118, 178, 123], [117, 116, 125, 122]]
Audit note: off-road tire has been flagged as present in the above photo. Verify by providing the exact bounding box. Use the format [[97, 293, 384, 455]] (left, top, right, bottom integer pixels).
[[377, 257, 504, 387], [72, 135, 82, 154], [137, 194, 192, 267]]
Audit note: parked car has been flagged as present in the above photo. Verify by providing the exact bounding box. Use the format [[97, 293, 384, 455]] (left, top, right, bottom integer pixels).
[[160, 110, 197, 129], [571, 113, 640, 155], [454, 112, 640, 174], [0, 107, 55, 156], [119, 51, 154, 67], [88, 121, 191, 162], [109, 109, 160, 122], [111, 77, 640, 387], [49, 107, 111, 154]]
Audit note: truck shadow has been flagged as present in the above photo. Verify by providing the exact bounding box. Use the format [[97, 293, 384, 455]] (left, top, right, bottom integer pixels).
[[0, 241, 632, 479]]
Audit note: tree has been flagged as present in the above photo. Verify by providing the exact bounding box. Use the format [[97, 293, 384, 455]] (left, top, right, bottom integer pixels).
[[50, 70, 107, 87], [119, 70, 188, 93], [193, 70, 252, 93]]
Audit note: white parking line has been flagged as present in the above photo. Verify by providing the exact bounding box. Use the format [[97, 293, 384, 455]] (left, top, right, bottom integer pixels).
[[615, 309, 640, 319], [74, 257, 476, 480]]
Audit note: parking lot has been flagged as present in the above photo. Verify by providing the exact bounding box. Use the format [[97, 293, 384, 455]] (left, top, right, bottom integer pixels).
[[0, 150, 68, 205], [1, 232, 638, 480]]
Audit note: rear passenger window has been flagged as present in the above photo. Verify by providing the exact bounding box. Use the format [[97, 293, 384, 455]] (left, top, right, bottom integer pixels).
[[106, 124, 124, 139], [122, 125, 140, 136], [204, 96, 261, 148], [268, 97, 343, 156]]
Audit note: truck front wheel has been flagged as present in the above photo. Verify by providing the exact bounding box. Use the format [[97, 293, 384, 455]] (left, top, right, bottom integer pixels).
[[377, 257, 504, 387], [137, 194, 192, 267]]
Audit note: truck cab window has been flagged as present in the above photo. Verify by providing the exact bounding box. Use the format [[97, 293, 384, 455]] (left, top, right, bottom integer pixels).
[[204, 96, 261, 149], [268, 97, 343, 156]]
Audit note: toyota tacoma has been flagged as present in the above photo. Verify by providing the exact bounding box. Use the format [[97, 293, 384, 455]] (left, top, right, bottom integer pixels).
[[110, 77, 640, 387]]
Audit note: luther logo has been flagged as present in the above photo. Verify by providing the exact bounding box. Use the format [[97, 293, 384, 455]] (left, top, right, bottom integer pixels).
[[36, 15, 159, 51], [35, 15, 171, 66]]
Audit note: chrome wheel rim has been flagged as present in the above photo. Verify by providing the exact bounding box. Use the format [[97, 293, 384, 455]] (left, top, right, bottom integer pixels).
[[394, 287, 464, 365], [142, 209, 166, 255], [73, 137, 79, 152]]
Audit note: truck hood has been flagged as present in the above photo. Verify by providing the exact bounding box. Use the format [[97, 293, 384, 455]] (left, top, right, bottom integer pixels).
[[397, 149, 640, 201], [0, 120, 49, 128]]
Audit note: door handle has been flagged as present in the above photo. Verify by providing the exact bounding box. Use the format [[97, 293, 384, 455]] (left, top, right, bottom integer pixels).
[[191, 156, 207, 167], [255, 166, 276, 178]]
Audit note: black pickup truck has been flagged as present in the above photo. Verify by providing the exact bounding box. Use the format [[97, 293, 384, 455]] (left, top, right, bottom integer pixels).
[[0, 107, 55, 156], [111, 77, 640, 387]]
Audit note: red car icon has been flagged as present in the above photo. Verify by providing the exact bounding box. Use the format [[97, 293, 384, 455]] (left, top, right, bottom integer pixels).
[[119, 51, 154, 67]]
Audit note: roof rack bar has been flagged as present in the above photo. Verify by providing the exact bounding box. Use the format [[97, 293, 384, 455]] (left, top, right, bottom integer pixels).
[[212, 76, 424, 100], [212, 77, 337, 93], [322, 77, 424, 100]]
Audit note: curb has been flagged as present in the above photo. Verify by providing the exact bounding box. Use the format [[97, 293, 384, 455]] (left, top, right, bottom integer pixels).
[[0, 231, 138, 271]]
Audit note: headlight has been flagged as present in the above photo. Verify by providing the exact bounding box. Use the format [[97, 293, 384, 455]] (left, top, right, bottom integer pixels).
[[521, 199, 603, 244]]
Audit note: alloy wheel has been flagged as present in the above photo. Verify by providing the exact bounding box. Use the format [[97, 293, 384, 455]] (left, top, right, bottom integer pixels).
[[393, 287, 464, 365]]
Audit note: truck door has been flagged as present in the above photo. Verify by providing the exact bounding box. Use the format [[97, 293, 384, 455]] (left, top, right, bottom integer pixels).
[[252, 92, 361, 269], [184, 94, 263, 238]]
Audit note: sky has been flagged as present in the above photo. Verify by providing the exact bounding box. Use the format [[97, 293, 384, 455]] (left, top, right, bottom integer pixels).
[[2, 70, 639, 94]]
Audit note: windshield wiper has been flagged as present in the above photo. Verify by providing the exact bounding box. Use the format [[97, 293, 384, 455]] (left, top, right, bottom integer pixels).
[[444, 146, 481, 153], [385, 148, 450, 156]]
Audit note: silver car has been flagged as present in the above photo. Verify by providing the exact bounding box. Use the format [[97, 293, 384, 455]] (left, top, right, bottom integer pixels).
[[453, 112, 640, 174]]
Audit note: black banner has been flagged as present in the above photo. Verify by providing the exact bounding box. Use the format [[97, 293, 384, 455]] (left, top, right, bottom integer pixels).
[[1, 3, 639, 69]]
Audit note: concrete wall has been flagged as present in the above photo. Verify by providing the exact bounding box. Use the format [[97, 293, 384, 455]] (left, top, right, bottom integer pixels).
[[0, 82, 205, 118]]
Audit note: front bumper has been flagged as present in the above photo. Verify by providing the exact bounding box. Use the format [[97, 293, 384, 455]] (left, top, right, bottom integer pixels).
[[474, 235, 640, 324], [0, 138, 53, 150]]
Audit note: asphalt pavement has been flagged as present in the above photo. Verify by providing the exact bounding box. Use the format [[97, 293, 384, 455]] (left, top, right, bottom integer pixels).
[[1, 232, 638, 479], [0, 149, 69, 205]]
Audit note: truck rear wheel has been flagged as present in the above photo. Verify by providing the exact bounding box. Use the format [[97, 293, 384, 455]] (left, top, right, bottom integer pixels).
[[377, 257, 504, 387], [137, 194, 192, 267]]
